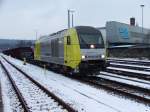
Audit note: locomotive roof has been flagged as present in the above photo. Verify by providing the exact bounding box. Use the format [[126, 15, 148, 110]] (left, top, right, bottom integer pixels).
[[50, 29, 67, 36], [39, 26, 99, 40], [39, 29, 67, 40]]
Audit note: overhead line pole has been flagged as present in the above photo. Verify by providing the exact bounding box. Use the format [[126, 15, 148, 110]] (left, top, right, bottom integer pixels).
[[68, 9, 75, 28], [68, 10, 70, 29], [72, 12, 74, 27]]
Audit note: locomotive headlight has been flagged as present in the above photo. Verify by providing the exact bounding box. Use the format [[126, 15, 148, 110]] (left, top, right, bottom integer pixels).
[[90, 44, 95, 49], [101, 54, 105, 58], [81, 55, 86, 59]]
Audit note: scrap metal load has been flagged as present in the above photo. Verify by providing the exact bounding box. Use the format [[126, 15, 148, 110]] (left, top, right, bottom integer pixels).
[[2, 47, 34, 61]]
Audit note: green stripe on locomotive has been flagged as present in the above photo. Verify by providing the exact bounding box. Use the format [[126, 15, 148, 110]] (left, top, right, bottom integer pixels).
[[34, 40, 41, 60], [64, 28, 81, 69]]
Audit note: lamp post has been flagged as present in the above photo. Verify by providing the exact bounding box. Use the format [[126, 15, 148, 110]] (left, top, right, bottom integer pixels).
[[140, 4, 144, 33]]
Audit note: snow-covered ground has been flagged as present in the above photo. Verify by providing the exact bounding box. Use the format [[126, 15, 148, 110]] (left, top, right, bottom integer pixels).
[[1, 54, 150, 112], [100, 71, 150, 89], [108, 67, 150, 75], [0, 64, 23, 112], [99, 72, 150, 99], [1, 57, 65, 112], [108, 57, 150, 62], [110, 62, 150, 69]]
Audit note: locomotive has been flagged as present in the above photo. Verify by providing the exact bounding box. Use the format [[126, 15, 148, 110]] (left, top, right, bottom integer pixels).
[[34, 26, 108, 75]]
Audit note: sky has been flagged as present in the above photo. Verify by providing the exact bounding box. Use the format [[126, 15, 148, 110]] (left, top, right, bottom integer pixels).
[[0, 0, 149, 40]]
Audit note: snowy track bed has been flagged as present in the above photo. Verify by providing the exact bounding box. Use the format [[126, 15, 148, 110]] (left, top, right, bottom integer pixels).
[[1, 54, 150, 112], [0, 57, 75, 112], [100, 72, 150, 89], [107, 58, 150, 81], [106, 67, 150, 81], [98, 72, 150, 100], [0, 64, 23, 112], [79, 74, 150, 104], [110, 62, 150, 71], [108, 58, 150, 66]]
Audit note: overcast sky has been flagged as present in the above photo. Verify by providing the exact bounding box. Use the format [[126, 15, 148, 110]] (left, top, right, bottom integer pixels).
[[0, 0, 149, 40]]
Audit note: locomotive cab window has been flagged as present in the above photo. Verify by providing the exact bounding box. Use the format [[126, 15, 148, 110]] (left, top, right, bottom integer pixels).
[[67, 36, 71, 45], [76, 26, 104, 49], [78, 34, 104, 49]]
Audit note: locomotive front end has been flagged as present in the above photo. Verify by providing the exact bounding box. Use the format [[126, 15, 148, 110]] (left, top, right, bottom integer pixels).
[[76, 26, 108, 74]]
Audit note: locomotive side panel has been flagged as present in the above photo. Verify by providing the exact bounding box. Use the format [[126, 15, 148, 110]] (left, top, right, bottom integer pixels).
[[36, 31, 66, 65]]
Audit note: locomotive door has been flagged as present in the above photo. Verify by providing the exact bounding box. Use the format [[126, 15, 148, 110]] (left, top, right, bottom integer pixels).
[[65, 35, 72, 64], [64, 29, 81, 69]]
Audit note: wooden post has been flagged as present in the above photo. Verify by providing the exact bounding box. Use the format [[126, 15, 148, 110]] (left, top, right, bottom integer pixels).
[[23, 58, 26, 65], [44, 64, 46, 75]]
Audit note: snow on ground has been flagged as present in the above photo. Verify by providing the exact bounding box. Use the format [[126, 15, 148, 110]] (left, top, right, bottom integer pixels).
[[0, 65, 23, 112], [100, 72, 150, 90], [108, 67, 150, 75], [1, 58, 65, 112], [108, 57, 150, 62], [100, 71, 150, 88], [110, 62, 150, 69], [2, 55, 150, 112]]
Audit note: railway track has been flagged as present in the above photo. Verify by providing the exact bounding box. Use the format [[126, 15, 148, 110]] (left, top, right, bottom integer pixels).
[[2, 55, 150, 106], [106, 59, 150, 81], [100, 72, 150, 88], [106, 67, 150, 81], [59, 59, 150, 105], [109, 63, 150, 72], [108, 58, 150, 66], [0, 60, 28, 112], [22, 57, 150, 105], [76, 75, 150, 105], [0, 57, 77, 112]]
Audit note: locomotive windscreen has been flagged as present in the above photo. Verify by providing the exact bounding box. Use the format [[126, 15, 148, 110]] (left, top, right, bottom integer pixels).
[[75, 26, 104, 49]]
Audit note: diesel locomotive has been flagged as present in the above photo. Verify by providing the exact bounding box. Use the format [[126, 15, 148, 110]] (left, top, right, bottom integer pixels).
[[34, 26, 108, 75]]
